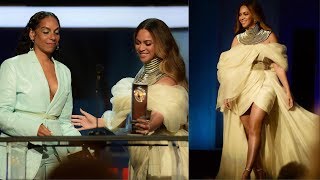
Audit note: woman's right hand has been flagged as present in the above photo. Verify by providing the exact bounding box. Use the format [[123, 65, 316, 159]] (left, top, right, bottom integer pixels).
[[37, 124, 52, 136], [286, 91, 294, 109], [71, 108, 99, 131], [224, 99, 232, 110]]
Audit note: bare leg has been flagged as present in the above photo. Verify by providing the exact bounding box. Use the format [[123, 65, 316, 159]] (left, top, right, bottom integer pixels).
[[240, 108, 250, 139], [240, 117, 264, 179], [240, 109, 251, 179], [243, 110, 265, 179], [240, 104, 266, 179]]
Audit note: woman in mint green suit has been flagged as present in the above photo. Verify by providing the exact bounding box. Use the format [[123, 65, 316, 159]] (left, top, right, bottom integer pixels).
[[0, 11, 80, 179]]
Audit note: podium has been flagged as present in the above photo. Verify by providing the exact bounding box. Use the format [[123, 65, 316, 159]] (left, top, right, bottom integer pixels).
[[0, 135, 188, 179]]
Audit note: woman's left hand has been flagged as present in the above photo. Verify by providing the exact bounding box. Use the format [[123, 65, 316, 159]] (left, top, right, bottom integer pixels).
[[133, 118, 151, 135]]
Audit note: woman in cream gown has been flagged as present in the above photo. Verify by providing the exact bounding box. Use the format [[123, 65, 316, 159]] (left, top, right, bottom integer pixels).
[[216, 2, 320, 179], [71, 18, 189, 180]]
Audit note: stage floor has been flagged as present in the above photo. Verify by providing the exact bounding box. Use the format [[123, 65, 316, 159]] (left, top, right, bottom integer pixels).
[[190, 149, 222, 179]]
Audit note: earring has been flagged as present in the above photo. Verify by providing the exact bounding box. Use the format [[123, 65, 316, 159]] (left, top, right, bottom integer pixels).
[[56, 45, 59, 50], [30, 40, 34, 51]]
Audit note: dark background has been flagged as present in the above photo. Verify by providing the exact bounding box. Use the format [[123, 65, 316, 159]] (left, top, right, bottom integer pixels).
[[0, 1, 188, 178], [0, 0, 319, 179], [0, 1, 189, 120], [0, 28, 188, 119]]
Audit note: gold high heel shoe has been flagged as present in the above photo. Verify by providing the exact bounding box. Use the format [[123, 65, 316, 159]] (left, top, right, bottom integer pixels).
[[242, 168, 252, 180], [253, 168, 266, 179]]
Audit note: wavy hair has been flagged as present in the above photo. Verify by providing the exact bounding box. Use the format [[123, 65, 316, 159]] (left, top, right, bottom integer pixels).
[[234, 0, 272, 35], [134, 18, 188, 89]]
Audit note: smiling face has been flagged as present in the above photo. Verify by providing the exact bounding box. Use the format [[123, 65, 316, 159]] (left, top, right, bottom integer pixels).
[[135, 29, 156, 63], [238, 5, 256, 29], [29, 16, 60, 56]]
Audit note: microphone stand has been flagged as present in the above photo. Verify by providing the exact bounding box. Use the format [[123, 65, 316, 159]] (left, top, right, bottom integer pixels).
[[88, 64, 106, 159], [89, 64, 106, 136]]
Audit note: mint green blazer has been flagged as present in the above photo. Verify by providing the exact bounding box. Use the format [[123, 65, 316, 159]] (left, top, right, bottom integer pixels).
[[0, 51, 81, 179]]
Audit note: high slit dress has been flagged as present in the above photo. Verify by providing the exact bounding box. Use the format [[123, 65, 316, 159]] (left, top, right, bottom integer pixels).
[[216, 43, 320, 178]]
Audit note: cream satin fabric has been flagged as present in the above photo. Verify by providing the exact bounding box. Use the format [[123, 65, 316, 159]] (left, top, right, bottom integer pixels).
[[216, 43, 320, 179], [102, 78, 189, 180], [217, 43, 287, 112]]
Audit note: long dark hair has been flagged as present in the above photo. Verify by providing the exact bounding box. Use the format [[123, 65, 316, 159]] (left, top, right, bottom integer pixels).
[[134, 18, 188, 90], [15, 11, 60, 59], [234, 0, 271, 35]]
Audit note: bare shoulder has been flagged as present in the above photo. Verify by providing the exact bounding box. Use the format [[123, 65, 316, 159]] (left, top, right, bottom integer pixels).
[[156, 76, 177, 86], [231, 36, 239, 48], [266, 32, 278, 43]]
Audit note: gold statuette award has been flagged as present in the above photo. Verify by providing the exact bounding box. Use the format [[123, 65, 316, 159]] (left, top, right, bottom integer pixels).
[[131, 83, 148, 134]]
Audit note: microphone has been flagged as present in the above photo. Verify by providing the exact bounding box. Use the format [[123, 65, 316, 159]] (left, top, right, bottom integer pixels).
[[96, 64, 104, 80], [96, 64, 104, 92]]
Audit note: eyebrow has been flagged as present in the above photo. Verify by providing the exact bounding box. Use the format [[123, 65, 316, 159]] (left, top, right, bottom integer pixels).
[[40, 26, 60, 31], [239, 11, 249, 15], [135, 39, 153, 42]]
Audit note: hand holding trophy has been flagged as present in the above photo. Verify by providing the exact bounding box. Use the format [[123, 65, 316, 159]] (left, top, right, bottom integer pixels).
[[131, 82, 151, 135]]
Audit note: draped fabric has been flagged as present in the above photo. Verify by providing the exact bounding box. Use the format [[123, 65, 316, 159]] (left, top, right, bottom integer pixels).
[[217, 43, 288, 112], [216, 43, 320, 178], [102, 78, 189, 180]]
